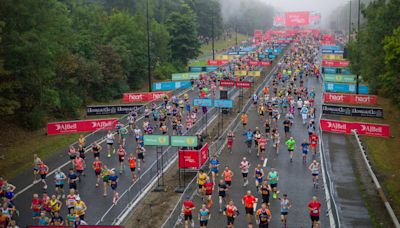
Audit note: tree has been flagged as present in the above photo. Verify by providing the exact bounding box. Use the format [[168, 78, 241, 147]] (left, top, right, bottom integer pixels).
[[382, 26, 400, 106], [166, 3, 201, 66]]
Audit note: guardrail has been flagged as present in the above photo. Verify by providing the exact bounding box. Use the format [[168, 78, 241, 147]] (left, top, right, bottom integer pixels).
[[351, 130, 400, 228], [161, 50, 285, 228]]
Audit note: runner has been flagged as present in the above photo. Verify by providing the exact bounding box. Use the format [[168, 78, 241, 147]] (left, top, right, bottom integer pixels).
[[100, 165, 111, 196], [301, 105, 309, 125], [272, 128, 280, 155], [222, 166, 234, 189], [136, 144, 146, 169], [267, 168, 279, 199], [31, 193, 42, 221], [258, 136, 267, 161], [254, 164, 264, 191], [283, 118, 291, 138], [198, 203, 210, 228], [301, 139, 310, 163], [309, 131, 319, 157], [75, 156, 85, 180], [38, 161, 49, 190], [128, 153, 137, 182], [227, 130, 235, 153], [67, 168, 78, 190], [92, 157, 102, 187], [241, 112, 248, 128], [92, 142, 102, 159], [209, 155, 219, 184], [279, 194, 292, 227], [197, 169, 208, 197], [182, 197, 195, 228], [203, 177, 214, 208], [109, 170, 119, 204], [117, 145, 126, 174], [105, 130, 115, 158], [243, 129, 254, 153], [308, 196, 321, 228], [49, 194, 62, 217], [285, 137, 296, 163], [255, 203, 271, 228], [33, 154, 42, 183], [239, 157, 250, 186], [242, 190, 257, 226], [223, 200, 239, 228], [218, 179, 227, 213], [308, 160, 320, 189], [74, 197, 87, 220], [54, 169, 66, 199], [259, 180, 271, 205], [65, 189, 77, 214]]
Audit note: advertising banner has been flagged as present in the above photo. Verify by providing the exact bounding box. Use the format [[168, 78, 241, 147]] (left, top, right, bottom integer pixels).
[[171, 72, 202, 81], [193, 98, 212, 107], [216, 55, 229, 60], [285, 11, 310, 26], [324, 83, 369, 94], [236, 81, 252, 88], [260, 61, 272, 66], [341, 68, 352, 74], [322, 104, 383, 118], [322, 54, 343, 60], [248, 61, 259, 66], [247, 71, 261, 77], [322, 49, 344, 54], [206, 66, 219, 72], [323, 93, 378, 105], [178, 143, 208, 169], [152, 81, 191, 91], [323, 74, 357, 83], [258, 54, 266, 59], [47, 118, 118, 135], [207, 60, 229, 66], [171, 136, 198, 147], [322, 60, 350, 67], [268, 54, 277, 59], [214, 99, 234, 108], [86, 104, 143, 115], [234, 70, 247, 76], [323, 67, 338, 74], [321, 45, 340, 51], [143, 135, 169, 146], [320, 119, 390, 137], [219, 80, 235, 87], [189, 66, 202, 72], [123, 92, 169, 103]]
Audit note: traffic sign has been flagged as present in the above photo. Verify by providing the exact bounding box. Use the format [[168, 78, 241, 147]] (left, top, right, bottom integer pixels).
[[193, 98, 212, 107], [214, 99, 234, 108], [171, 136, 198, 147], [143, 135, 169, 146]]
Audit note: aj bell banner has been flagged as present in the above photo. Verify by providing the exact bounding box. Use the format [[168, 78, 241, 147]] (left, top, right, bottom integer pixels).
[[322, 104, 383, 118]]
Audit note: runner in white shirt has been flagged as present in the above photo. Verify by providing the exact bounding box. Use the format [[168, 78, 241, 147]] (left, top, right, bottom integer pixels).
[[239, 157, 251, 186], [308, 160, 320, 189], [105, 131, 115, 158]]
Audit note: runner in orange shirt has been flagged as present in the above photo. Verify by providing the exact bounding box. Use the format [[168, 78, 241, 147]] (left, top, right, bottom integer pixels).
[[128, 153, 137, 182], [241, 112, 248, 128], [92, 157, 102, 187], [242, 190, 258, 226]]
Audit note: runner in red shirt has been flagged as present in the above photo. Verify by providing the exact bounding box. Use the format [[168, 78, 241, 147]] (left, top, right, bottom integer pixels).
[[92, 157, 102, 187], [182, 197, 195, 228], [223, 200, 239, 228], [31, 193, 42, 221], [242, 190, 258, 226], [117, 145, 126, 174], [308, 196, 321, 228], [309, 131, 319, 156], [203, 177, 214, 208]]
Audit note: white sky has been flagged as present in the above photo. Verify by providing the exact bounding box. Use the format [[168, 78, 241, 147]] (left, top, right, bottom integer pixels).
[[263, 0, 349, 23]]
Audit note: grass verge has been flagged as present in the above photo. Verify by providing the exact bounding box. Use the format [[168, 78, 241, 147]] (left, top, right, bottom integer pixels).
[[339, 96, 400, 217]]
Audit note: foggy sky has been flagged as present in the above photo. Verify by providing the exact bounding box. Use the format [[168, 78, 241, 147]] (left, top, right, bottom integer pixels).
[[263, 0, 349, 23]]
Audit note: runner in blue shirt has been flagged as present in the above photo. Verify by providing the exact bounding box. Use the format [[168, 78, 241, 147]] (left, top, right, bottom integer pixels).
[[243, 129, 254, 153], [209, 155, 220, 184], [301, 139, 310, 163]]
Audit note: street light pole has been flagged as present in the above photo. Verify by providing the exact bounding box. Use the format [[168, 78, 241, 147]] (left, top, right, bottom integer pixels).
[[211, 9, 215, 60], [348, 0, 352, 43], [147, 0, 152, 92], [356, 0, 361, 94]]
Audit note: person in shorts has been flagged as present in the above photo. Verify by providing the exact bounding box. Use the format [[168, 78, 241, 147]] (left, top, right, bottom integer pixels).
[[218, 179, 227, 213], [182, 197, 195, 228], [198, 203, 210, 228], [308, 196, 321, 228], [242, 190, 257, 226]]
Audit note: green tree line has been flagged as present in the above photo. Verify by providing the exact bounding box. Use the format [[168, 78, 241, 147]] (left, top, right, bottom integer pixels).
[[0, 0, 275, 130], [331, 0, 400, 107]]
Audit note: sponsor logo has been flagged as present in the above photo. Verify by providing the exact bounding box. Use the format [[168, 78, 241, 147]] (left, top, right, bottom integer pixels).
[[327, 121, 347, 130], [91, 121, 114, 129], [55, 123, 77, 131], [328, 94, 344, 102], [361, 125, 383, 133], [128, 94, 144, 101]]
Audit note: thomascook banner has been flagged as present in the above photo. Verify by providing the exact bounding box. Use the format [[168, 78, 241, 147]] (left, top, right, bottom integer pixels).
[[322, 104, 383, 118]]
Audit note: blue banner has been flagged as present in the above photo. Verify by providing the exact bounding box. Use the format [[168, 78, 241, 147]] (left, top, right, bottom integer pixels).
[[324, 83, 369, 94], [206, 66, 219, 72], [323, 67, 338, 74], [258, 54, 266, 59], [341, 68, 352, 74], [269, 54, 276, 59], [321, 49, 344, 54], [189, 66, 202, 72], [321, 45, 340, 51], [273, 48, 282, 53], [266, 48, 273, 53], [193, 98, 212, 107], [280, 43, 288, 47], [153, 81, 192, 91], [214, 99, 234, 108]]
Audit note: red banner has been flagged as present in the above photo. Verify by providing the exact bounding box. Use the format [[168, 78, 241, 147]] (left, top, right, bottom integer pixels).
[[123, 92, 169, 103], [320, 119, 390, 137], [236, 81, 252, 88], [260, 61, 272, 66], [179, 143, 209, 169], [323, 93, 378, 106], [322, 60, 349, 67], [47, 118, 118, 135], [285, 12, 310, 27], [248, 61, 259, 66], [219, 80, 235, 87], [207, 60, 229, 66]]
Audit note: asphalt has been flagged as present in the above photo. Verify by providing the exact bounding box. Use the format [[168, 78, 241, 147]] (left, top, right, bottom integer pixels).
[[179, 74, 329, 228], [322, 132, 373, 228]]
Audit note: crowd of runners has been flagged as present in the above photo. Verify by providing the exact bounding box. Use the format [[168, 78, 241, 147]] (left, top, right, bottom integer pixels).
[[181, 34, 325, 228]]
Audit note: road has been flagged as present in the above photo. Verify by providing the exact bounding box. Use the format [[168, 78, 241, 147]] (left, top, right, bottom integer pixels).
[[181, 74, 329, 227]]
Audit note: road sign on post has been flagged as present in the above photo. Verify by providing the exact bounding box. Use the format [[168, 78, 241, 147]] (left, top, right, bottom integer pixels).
[[171, 136, 198, 147], [143, 135, 169, 146]]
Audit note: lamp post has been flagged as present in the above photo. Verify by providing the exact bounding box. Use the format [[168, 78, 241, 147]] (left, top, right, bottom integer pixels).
[[147, 0, 152, 92], [211, 9, 215, 60], [356, 0, 361, 94]]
